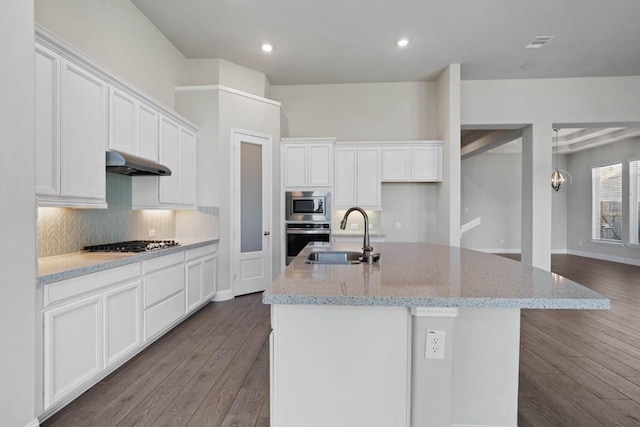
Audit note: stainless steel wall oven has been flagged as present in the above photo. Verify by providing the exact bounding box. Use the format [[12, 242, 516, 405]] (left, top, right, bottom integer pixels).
[[285, 191, 332, 264]]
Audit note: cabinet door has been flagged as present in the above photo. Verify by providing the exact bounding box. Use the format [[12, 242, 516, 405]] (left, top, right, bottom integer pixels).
[[283, 144, 307, 188], [35, 44, 60, 196], [60, 60, 107, 201], [382, 147, 410, 181], [185, 261, 203, 314], [335, 148, 357, 207], [357, 148, 381, 208], [412, 146, 442, 181], [138, 103, 159, 161], [179, 128, 197, 206], [108, 87, 138, 155], [308, 144, 333, 187], [202, 255, 217, 301], [104, 281, 142, 368], [44, 294, 103, 409], [158, 117, 181, 204]]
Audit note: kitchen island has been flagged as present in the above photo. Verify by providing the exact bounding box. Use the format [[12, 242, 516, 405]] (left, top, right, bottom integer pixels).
[[263, 242, 609, 427]]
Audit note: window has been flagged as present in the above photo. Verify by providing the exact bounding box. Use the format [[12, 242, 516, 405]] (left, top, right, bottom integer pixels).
[[592, 163, 623, 242], [631, 160, 640, 245]]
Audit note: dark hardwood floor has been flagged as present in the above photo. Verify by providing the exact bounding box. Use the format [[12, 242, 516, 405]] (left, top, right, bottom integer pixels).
[[43, 254, 640, 427]]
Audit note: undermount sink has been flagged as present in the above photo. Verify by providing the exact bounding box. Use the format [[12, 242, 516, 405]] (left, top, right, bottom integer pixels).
[[306, 250, 362, 265]]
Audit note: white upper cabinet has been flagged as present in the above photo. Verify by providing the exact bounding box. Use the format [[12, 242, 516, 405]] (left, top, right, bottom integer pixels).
[[282, 138, 335, 189], [382, 142, 442, 182], [108, 87, 138, 155], [36, 42, 108, 208], [35, 44, 60, 197], [335, 145, 382, 210], [108, 87, 161, 162], [137, 103, 159, 161], [132, 118, 197, 210]]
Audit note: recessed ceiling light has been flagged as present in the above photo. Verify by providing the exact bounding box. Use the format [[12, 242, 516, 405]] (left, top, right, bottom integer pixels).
[[525, 36, 554, 49], [396, 38, 410, 48], [261, 43, 273, 53]]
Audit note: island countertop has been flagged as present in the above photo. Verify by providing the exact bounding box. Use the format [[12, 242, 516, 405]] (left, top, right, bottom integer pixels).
[[262, 242, 610, 309]]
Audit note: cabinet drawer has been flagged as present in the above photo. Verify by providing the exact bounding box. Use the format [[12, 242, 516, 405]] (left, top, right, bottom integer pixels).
[[142, 251, 184, 274], [185, 244, 217, 261], [144, 264, 184, 308], [44, 263, 140, 307], [144, 291, 185, 341]]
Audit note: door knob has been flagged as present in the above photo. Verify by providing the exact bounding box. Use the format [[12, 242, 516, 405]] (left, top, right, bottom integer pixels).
[[264, 231, 271, 236]]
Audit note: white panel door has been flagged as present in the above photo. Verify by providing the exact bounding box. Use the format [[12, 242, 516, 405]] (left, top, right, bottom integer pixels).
[[308, 143, 333, 187], [234, 130, 272, 296], [283, 144, 307, 188], [179, 128, 197, 206], [412, 146, 442, 181], [104, 281, 142, 368], [60, 59, 107, 201], [357, 147, 381, 208], [334, 147, 357, 207], [382, 146, 410, 181], [108, 87, 138, 155], [44, 295, 103, 409], [185, 261, 203, 313], [158, 117, 180, 204], [35, 44, 60, 196], [137, 104, 159, 161]]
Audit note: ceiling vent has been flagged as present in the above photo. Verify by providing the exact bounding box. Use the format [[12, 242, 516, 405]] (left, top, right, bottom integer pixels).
[[525, 36, 555, 49]]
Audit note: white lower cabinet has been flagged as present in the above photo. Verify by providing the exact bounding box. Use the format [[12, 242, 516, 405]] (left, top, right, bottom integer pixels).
[[38, 243, 218, 418], [104, 281, 142, 368], [185, 244, 218, 314], [44, 294, 103, 410]]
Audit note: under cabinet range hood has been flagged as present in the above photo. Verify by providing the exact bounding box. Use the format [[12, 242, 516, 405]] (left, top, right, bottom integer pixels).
[[106, 150, 172, 176]]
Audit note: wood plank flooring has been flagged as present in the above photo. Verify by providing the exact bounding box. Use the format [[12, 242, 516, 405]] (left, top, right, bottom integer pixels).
[[42, 254, 640, 426]]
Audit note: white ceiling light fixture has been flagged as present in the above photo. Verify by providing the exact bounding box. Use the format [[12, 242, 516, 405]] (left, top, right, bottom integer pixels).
[[261, 43, 273, 53], [551, 128, 572, 192], [396, 38, 410, 48], [525, 35, 554, 49]]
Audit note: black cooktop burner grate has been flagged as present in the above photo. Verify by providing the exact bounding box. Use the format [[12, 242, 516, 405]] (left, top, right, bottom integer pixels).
[[84, 240, 180, 253]]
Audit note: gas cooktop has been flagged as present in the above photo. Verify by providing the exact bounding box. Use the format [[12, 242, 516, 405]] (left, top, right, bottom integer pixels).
[[83, 240, 180, 253]]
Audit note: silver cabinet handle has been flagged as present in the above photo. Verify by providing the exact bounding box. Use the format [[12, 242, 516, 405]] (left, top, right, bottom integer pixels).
[[264, 231, 271, 236]]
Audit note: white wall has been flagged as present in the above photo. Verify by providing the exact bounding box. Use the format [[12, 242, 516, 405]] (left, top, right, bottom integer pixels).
[[185, 58, 271, 97], [35, 0, 187, 107], [567, 137, 640, 263], [462, 75, 640, 269], [381, 184, 438, 242], [270, 81, 439, 140], [0, 1, 36, 426]]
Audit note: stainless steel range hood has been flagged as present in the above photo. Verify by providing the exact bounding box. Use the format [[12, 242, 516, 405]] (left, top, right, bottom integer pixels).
[[106, 150, 172, 176]]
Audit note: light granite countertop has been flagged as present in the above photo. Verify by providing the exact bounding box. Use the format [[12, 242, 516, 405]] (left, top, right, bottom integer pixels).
[[262, 242, 610, 309], [38, 238, 219, 285]]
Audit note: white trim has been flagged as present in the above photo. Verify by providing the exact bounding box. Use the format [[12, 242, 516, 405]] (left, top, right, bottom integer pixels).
[[452, 424, 517, 427], [211, 289, 234, 302], [410, 307, 459, 318], [568, 249, 640, 267], [590, 239, 624, 246], [175, 84, 282, 107], [35, 24, 197, 132], [460, 217, 481, 234], [281, 137, 336, 143], [336, 140, 443, 147], [24, 419, 40, 427], [469, 248, 521, 254]]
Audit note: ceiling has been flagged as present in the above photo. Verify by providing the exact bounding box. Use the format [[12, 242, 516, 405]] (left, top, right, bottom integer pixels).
[[131, 0, 640, 85]]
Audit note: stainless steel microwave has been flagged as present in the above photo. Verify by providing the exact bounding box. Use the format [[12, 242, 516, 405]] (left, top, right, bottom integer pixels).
[[285, 191, 331, 222]]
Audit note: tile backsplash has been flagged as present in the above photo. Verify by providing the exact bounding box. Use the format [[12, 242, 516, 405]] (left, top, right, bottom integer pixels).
[[38, 173, 218, 257]]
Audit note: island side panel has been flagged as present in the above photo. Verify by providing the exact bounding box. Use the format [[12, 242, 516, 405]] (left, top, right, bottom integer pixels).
[[452, 308, 521, 427], [270, 304, 411, 427]]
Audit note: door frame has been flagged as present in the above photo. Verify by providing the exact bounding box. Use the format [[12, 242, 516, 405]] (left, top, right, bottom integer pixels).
[[230, 128, 273, 296]]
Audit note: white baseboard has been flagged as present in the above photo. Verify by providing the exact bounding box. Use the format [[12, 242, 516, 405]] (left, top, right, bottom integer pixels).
[[468, 248, 521, 254], [25, 419, 39, 427], [567, 249, 640, 267], [453, 424, 517, 427], [212, 289, 234, 302]]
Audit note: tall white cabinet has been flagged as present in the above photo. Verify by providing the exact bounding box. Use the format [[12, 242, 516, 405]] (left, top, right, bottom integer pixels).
[[335, 145, 382, 210]]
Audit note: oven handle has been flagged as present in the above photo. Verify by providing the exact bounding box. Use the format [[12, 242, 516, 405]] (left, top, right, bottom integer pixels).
[[286, 229, 332, 235]]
